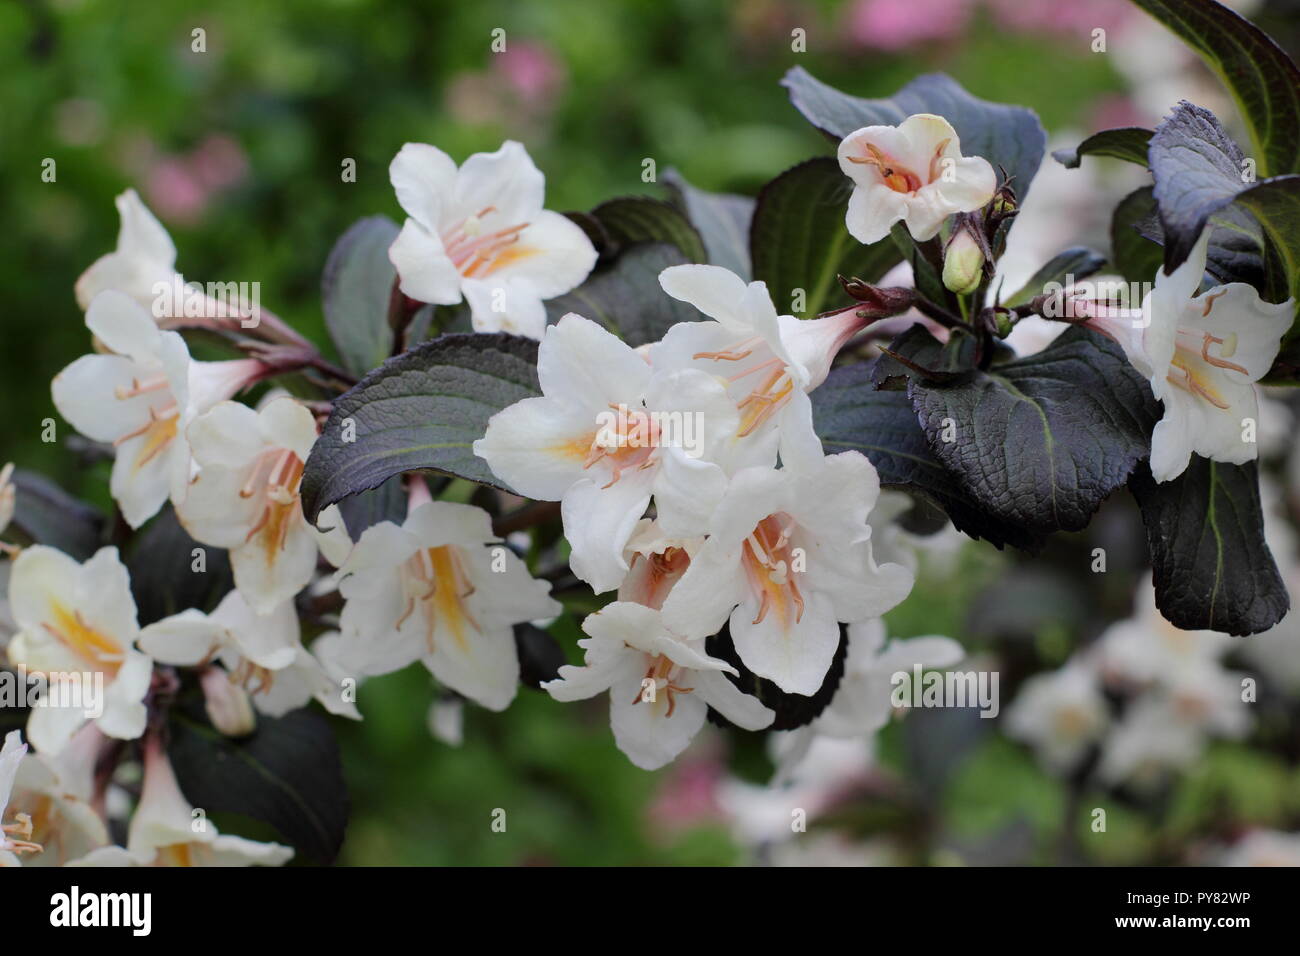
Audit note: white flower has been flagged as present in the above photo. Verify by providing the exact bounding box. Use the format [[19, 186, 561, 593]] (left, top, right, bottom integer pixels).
[[1161, 657, 1252, 740], [1097, 695, 1205, 787], [1098, 662, 1249, 788], [720, 734, 872, 843], [653, 265, 867, 472], [333, 500, 559, 711], [5, 546, 154, 755], [660, 452, 914, 695], [3, 726, 112, 867], [816, 619, 963, 738], [52, 290, 266, 528], [387, 140, 597, 338], [136, 590, 360, 720], [117, 735, 292, 867], [543, 602, 774, 770], [837, 113, 996, 244], [75, 189, 176, 312], [474, 314, 737, 593], [773, 619, 962, 783], [0, 730, 41, 865], [1084, 229, 1293, 482], [1004, 658, 1109, 772], [253, 633, 361, 720], [1097, 576, 1233, 687], [175, 397, 351, 613]]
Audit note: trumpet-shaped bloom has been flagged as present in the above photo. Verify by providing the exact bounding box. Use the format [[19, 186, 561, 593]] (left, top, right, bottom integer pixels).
[[1096, 575, 1233, 686], [5, 546, 155, 754], [2, 726, 112, 867], [0, 731, 41, 865], [176, 397, 351, 613], [770, 619, 962, 784], [387, 141, 597, 338], [837, 113, 996, 244], [123, 735, 292, 867], [815, 618, 963, 738], [660, 452, 915, 695], [1084, 230, 1293, 482], [52, 291, 266, 528], [75, 189, 177, 311], [1097, 664, 1250, 789], [474, 314, 737, 592], [653, 265, 864, 473], [136, 590, 360, 720], [1004, 658, 1109, 772], [334, 501, 560, 711], [544, 602, 774, 770]]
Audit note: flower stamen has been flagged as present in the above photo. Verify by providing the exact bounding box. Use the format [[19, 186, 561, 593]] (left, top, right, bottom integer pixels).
[[847, 144, 923, 193]]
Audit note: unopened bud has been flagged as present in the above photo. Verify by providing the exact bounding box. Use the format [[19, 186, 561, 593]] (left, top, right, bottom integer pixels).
[[990, 192, 1017, 219], [200, 667, 257, 737], [992, 309, 1014, 338], [942, 230, 985, 296], [834, 275, 916, 316]]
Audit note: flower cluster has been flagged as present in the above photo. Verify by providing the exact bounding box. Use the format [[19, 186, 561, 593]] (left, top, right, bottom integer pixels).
[[0, 186, 566, 866], [1004, 576, 1252, 788], [473, 261, 918, 767], [6, 47, 1295, 868]]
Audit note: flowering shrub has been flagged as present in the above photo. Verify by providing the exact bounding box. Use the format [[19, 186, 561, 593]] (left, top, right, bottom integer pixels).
[[2, 0, 1299, 866]]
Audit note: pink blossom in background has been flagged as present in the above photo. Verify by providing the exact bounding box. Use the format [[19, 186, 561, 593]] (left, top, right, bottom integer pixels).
[[190, 134, 250, 191], [447, 40, 565, 130], [847, 0, 1136, 51], [846, 0, 973, 51], [146, 157, 208, 224], [133, 133, 250, 225], [986, 0, 1134, 36], [495, 41, 565, 106], [647, 753, 727, 836]]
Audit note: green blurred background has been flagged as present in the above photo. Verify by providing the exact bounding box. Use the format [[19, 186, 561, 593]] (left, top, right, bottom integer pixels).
[[5, 0, 1300, 865]]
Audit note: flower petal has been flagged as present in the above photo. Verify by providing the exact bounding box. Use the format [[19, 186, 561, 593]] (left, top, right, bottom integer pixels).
[[424, 619, 519, 712], [137, 609, 225, 666], [537, 313, 652, 408], [461, 276, 549, 338], [483, 209, 597, 300], [561, 473, 653, 594], [609, 671, 707, 770], [693, 670, 774, 731], [658, 264, 754, 331], [389, 143, 458, 229], [450, 140, 545, 226], [731, 588, 841, 696], [473, 396, 595, 500], [389, 219, 463, 305], [86, 290, 165, 361]]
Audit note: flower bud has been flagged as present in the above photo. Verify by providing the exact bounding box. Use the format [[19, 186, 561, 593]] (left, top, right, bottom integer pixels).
[[993, 309, 1015, 338], [989, 190, 1018, 220], [200, 667, 257, 737], [943, 230, 985, 296]]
